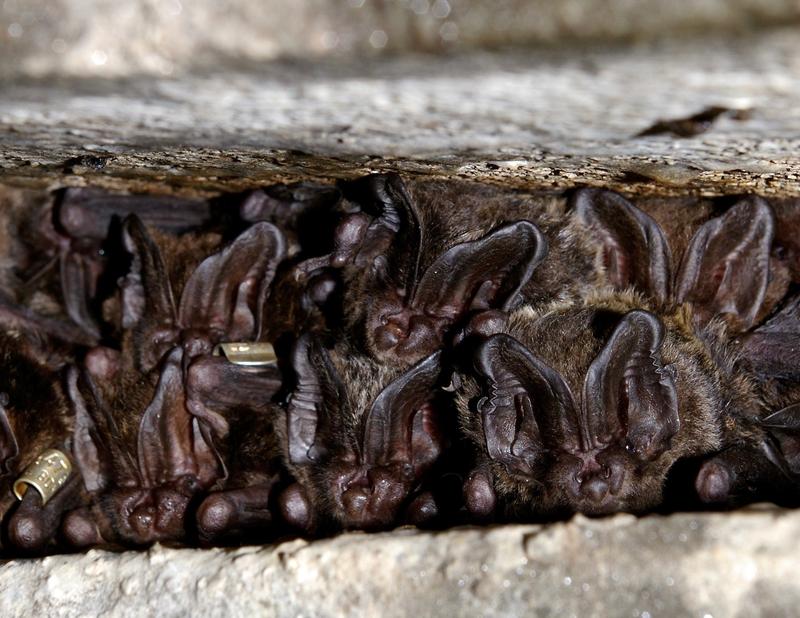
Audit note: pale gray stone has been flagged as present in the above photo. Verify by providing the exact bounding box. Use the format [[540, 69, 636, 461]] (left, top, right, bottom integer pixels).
[[0, 507, 797, 617], [1, 28, 798, 197], [1, 1, 799, 78]]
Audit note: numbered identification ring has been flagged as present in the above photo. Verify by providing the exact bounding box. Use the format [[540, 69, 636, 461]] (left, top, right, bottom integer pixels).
[[13, 449, 73, 505], [213, 342, 277, 366]]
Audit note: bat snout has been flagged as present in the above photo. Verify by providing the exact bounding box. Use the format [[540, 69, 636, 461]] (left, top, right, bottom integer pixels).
[[338, 468, 407, 529], [129, 503, 157, 539], [373, 318, 408, 352], [564, 452, 627, 514], [581, 477, 610, 505]]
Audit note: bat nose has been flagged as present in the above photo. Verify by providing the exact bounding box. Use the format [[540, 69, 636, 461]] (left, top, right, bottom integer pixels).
[[130, 504, 156, 536], [374, 320, 407, 351], [308, 272, 337, 306], [341, 486, 369, 521], [581, 477, 610, 504]]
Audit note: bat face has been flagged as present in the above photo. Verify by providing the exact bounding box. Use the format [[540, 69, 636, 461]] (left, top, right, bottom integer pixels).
[[328, 174, 563, 366], [464, 300, 725, 516], [62, 216, 287, 548], [64, 348, 221, 547], [461, 189, 790, 517], [97, 479, 198, 544], [281, 335, 449, 531]]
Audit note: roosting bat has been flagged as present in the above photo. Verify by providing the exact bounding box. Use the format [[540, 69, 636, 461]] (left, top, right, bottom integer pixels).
[[324, 173, 606, 366], [0, 331, 80, 553], [235, 182, 348, 341], [237, 182, 343, 258], [9, 187, 213, 345], [55, 216, 286, 548], [457, 190, 795, 518], [277, 334, 456, 533]]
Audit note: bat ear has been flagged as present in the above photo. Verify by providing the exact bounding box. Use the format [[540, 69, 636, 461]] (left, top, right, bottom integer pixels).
[[676, 196, 775, 331], [362, 352, 444, 472], [473, 334, 578, 479], [572, 188, 672, 304], [370, 221, 548, 361], [66, 365, 112, 493], [0, 393, 19, 474], [760, 403, 800, 475], [178, 222, 286, 341], [583, 310, 679, 461], [413, 221, 548, 316], [287, 334, 342, 466], [137, 348, 223, 487], [121, 214, 177, 329], [332, 173, 421, 271], [121, 215, 178, 370], [59, 251, 103, 340]]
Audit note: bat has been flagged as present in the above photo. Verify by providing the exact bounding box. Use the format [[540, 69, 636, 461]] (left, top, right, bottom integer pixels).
[[237, 181, 343, 258], [277, 334, 456, 533], [324, 173, 601, 366], [235, 182, 349, 342], [0, 331, 78, 553], [57, 215, 286, 548], [9, 187, 214, 345], [457, 189, 793, 517]]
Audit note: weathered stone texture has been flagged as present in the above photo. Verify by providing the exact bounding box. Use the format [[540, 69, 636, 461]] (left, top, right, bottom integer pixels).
[[1, 508, 798, 618], [2, 1, 799, 78], [1, 28, 799, 197]]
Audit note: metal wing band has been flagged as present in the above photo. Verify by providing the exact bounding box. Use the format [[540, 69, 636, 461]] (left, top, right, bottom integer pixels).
[[13, 449, 73, 505]]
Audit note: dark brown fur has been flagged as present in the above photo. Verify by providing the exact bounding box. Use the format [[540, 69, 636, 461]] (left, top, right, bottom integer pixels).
[[278, 336, 455, 533], [331, 174, 599, 366], [61, 217, 286, 548], [457, 190, 792, 517], [457, 294, 763, 517], [0, 331, 76, 553]]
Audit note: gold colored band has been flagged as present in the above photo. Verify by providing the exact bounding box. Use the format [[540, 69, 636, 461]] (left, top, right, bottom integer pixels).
[[213, 342, 277, 366], [13, 449, 73, 506]]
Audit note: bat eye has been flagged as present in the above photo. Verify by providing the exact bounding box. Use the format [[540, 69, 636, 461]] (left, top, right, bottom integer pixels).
[[401, 463, 414, 479], [176, 476, 199, 493], [601, 466, 611, 480]]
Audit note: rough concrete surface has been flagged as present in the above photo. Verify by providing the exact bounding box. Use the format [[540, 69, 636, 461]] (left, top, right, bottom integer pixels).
[[2, 0, 799, 78], [0, 507, 798, 618], [1, 28, 799, 197]]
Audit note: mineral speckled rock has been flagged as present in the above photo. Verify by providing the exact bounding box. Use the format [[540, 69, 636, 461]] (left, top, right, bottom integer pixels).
[[1, 28, 800, 197], [0, 508, 798, 617]]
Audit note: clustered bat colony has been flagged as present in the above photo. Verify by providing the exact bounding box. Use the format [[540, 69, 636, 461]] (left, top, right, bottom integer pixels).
[[0, 173, 798, 554]]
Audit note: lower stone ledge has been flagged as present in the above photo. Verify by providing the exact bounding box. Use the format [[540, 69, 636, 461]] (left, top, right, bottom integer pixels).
[[1, 507, 796, 617]]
